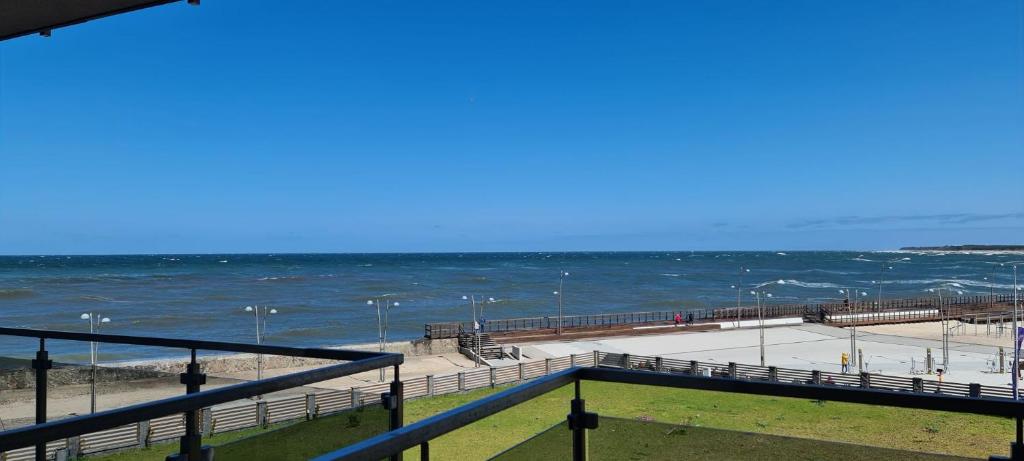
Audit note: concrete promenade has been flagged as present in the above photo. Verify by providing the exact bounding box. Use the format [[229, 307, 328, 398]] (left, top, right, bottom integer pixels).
[[524, 322, 1015, 388]]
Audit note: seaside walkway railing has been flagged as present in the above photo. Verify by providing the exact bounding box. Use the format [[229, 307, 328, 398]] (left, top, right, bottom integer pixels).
[[0, 327, 404, 461], [424, 294, 1018, 338], [312, 365, 1024, 461]]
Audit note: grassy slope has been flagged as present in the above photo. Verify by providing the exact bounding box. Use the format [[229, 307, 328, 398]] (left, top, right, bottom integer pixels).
[[86, 381, 1014, 460]]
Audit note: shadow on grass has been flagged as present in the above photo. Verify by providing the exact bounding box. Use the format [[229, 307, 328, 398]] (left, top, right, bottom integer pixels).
[[491, 417, 980, 461]]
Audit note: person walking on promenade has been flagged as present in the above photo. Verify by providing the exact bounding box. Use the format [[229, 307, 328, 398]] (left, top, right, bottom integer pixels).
[[686, 312, 694, 325], [841, 352, 850, 373], [674, 312, 682, 326]]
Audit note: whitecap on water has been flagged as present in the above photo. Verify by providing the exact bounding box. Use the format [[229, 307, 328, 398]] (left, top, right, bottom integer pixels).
[[779, 279, 840, 289]]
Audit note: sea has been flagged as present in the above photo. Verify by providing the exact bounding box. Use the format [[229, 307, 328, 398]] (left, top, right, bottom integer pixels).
[[0, 251, 1021, 363]]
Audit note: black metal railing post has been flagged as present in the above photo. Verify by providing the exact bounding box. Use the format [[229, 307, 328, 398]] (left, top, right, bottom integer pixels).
[[32, 338, 52, 461], [419, 442, 429, 461], [1014, 416, 1023, 460], [179, 348, 207, 460], [390, 365, 404, 461], [567, 378, 597, 461]]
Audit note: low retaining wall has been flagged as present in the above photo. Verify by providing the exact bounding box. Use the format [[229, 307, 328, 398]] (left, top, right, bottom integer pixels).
[[0, 366, 171, 390], [715, 317, 804, 330]]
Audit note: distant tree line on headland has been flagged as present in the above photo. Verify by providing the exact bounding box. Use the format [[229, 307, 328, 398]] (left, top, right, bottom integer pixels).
[[900, 245, 1024, 251]]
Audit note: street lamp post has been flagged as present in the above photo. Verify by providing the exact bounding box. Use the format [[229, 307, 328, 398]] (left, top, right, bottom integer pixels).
[[927, 287, 963, 374], [80, 313, 111, 414], [243, 305, 277, 383], [750, 279, 785, 366], [462, 295, 479, 367], [1015, 264, 1019, 399], [750, 290, 771, 366], [732, 267, 750, 327], [984, 263, 1006, 310], [462, 295, 495, 367], [368, 298, 398, 381], [1006, 261, 1024, 399], [876, 264, 893, 307], [555, 270, 569, 335], [838, 289, 868, 372]]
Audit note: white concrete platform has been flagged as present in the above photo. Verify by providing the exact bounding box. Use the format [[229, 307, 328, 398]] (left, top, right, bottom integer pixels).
[[528, 323, 1013, 388]]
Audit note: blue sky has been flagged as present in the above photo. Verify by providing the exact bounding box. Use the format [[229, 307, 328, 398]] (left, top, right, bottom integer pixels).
[[1, 0, 1022, 254]]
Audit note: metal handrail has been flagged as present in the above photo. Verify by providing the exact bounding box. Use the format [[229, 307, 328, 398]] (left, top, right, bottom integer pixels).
[[0, 327, 405, 458], [0, 355, 398, 451], [311, 369, 578, 461]]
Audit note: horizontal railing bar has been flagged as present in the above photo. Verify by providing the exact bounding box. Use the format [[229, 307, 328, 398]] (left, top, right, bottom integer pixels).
[[578, 367, 1024, 418], [312, 368, 578, 461], [0, 327, 383, 361], [0, 353, 402, 451]]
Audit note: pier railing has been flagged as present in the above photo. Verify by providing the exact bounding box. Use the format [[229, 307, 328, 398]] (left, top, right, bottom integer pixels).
[[424, 294, 1017, 339]]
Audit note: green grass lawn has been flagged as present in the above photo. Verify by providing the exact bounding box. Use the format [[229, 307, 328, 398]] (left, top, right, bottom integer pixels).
[[85, 381, 1015, 460], [492, 418, 977, 461]]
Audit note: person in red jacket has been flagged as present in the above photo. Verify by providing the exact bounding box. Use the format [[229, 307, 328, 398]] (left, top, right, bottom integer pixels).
[[674, 312, 682, 326]]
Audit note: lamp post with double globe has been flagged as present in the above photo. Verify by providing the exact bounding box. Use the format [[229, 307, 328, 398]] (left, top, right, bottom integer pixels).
[[463, 295, 495, 367], [731, 267, 751, 326], [750, 279, 786, 366], [874, 257, 910, 307], [80, 313, 110, 414], [838, 288, 869, 371], [368, 298, 398, 381], [927, 287, 963, 373], [243, 305, 277, 382], [554, 270, 569, 335]]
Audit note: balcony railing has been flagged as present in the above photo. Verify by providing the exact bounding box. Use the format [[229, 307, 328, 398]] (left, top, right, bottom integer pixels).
[[313, 365, 1024, 461], [0, 327, 404, 461]]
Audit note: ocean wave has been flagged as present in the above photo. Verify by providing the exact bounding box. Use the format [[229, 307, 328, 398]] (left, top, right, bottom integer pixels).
[[797, 269, 853, 276], [883, 278, 1017, 290], [257, 275, 307, 282], [851, 257, 874, 262], [0, 288, 35, 300], [202, 293, 244, 301], [779, 280, 840, 289], [27, 273, 202, 285], [661, 273, 684, 277], [77, 295, 118, 302]]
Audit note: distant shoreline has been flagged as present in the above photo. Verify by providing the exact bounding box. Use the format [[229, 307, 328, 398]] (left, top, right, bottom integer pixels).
[[900, 245, 1024, 251]]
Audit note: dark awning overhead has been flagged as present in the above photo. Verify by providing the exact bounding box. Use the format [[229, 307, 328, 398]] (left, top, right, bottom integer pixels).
[[0, 0, 191, 41]]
